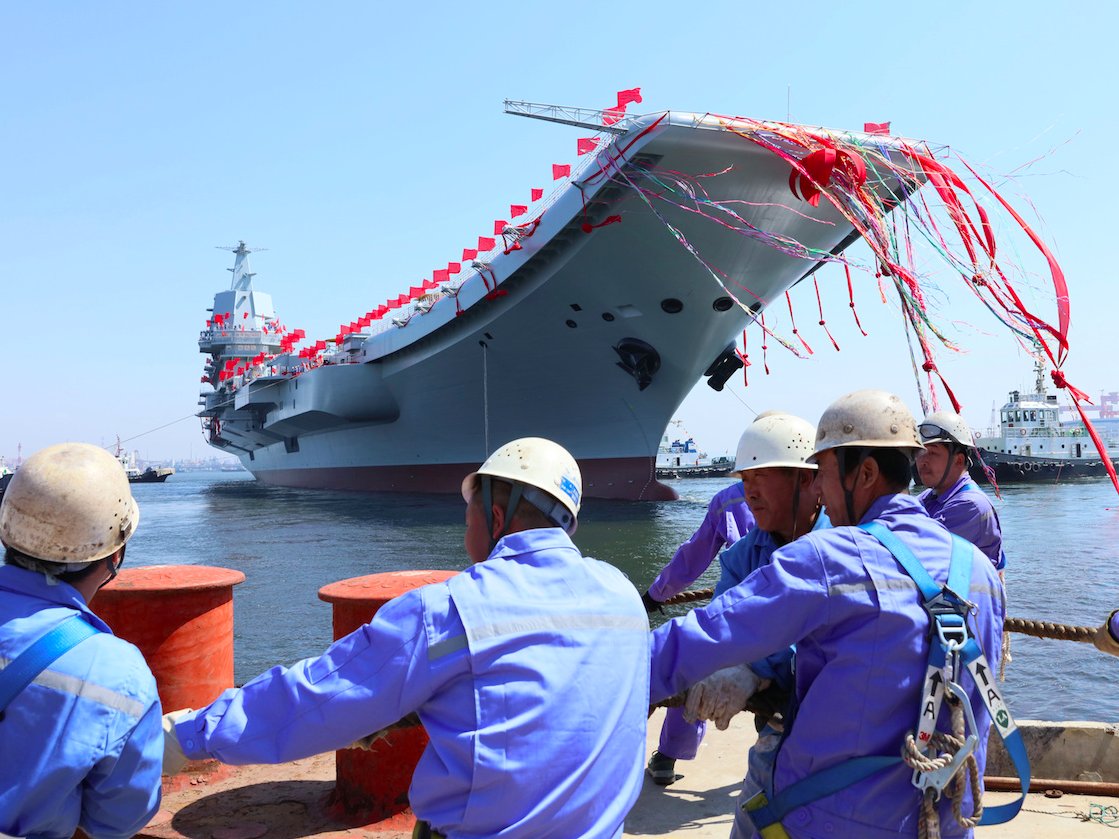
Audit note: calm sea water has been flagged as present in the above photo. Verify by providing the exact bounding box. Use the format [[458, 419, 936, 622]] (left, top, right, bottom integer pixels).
[[123, 472, 1118, 722]]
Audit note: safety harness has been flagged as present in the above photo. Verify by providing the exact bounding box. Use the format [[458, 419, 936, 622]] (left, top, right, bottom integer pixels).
[[0, 615, 100, 719], [744, 523, 1029, 838]]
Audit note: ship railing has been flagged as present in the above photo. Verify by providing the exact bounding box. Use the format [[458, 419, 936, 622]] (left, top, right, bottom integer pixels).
[[363, 136, 616, 341], [1002, 425, 1088, 438], [199, 327, 283, 343]]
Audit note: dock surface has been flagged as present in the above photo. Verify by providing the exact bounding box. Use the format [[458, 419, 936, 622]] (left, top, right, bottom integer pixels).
[[144, 709, 1118, 837]]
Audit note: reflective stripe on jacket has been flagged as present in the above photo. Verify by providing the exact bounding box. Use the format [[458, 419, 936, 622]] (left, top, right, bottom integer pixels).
[[0, 565, 162, 839], [175, 528, 650, 838]]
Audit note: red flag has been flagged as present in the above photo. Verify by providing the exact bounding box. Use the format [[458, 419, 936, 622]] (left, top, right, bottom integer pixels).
[[531, 187, 543, 201], [409, 285, 425, 298], [510, 204, 527, 218], [616, 87, 642, 107], [478, 236, 496, 250], [395, 294, 409, 305], [493, 219, 507, 235], [433, 269, 449, 282], [462, 247, 478, 260], [552, 163, 571, 180], [422, 278, 438, 289], [576, 137, 597, 156], [863, 121, 891, 135], [447, 262, 461, 274], [602, 105, 626, 126]]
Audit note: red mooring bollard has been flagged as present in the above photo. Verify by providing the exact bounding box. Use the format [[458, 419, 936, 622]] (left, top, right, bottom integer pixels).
[[94, 565, 245, 712], [318, 569, 458, 822]]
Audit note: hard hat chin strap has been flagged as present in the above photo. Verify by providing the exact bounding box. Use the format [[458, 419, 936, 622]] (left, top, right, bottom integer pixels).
[[480, 475, 575, 552], [99, 545, 126, 590], [787, 476, 802, 546], [837, 448, 869, 525], [936, 450, 955, 493], [480, 475, 524, 553]]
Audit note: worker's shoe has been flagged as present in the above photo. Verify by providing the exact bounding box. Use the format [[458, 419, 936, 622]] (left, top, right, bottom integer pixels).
[[646, 751, 677, 786]]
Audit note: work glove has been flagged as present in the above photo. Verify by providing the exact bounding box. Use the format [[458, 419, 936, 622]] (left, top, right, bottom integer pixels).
[[684, 664, 770, 731], [161, 708, 195, 775], [346, 728, 392, 750], [1093, 610, 1119, 657], [641, 590, 664, 615]]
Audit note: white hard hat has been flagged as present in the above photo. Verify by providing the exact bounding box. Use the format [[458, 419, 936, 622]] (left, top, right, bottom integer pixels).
[[461, 437, 582, 533], [734, 413, 818, 473], [809, 389, 924, 462], [0, 442, 140, 564], [919, 411, 975, 449]]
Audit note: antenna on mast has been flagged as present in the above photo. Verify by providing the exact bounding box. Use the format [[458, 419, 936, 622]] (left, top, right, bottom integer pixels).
[[503, 100, 632, 134], [216, 241, 267, 290], [1031, 339, 1046, 394]]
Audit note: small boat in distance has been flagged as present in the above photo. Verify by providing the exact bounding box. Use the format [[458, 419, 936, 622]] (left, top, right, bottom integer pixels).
[[971, 358, 1118, 484], [115, 439, 175, 484], [0, 461, 12, 501], [655, 423, 733, 479]]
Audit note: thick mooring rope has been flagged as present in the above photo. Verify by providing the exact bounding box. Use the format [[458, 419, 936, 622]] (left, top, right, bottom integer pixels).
[[662, 588, 1098, 643]]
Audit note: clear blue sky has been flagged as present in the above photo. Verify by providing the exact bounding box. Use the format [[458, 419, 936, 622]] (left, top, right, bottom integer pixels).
[[1, 2, 1113, 462]]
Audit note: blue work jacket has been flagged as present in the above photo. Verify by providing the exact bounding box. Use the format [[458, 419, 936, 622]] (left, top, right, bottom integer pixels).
[[918, 475, 1006, 569], [714, 512, 830, 690], [648, 482, 754, 601], [0, 565, 163, 839], [650, 494, 1005, 838], [175, 528, 650, 838]]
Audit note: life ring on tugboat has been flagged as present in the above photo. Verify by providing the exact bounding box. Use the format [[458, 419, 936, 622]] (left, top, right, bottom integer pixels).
[[1019, 428, 1027, 436]]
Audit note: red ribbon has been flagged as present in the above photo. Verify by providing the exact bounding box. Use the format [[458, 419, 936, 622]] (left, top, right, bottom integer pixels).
[[812, 276, 839, 352], [921, 359, 962, 414], [581, 215, 622, 234], [843, 263, 868, 336], [785, 292, 813, 355]]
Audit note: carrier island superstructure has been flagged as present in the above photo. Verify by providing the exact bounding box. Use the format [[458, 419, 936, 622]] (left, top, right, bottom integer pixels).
[[198, 106, 921, 500]]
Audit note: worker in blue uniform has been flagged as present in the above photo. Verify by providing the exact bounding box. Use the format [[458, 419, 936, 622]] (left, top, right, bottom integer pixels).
[[643, 480, 753, 785], [0, 443, 163, 839], [162, 437, 650, 839], [650, 391, 1011, 838], [915, 410, 1006, 571], [684, 413, 828, 810]]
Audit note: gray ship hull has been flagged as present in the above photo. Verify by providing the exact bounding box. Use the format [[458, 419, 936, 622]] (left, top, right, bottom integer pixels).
[[201, 112, 918, 499]]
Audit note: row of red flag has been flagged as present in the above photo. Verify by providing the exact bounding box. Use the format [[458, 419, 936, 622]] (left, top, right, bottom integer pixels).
[[211, 88, 648, 380], [315, 88, 644, 346]]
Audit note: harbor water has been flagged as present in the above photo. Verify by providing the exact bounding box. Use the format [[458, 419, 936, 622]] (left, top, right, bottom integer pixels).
[[124, 472, 1118, 722]]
